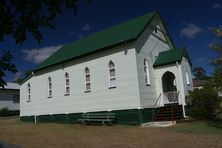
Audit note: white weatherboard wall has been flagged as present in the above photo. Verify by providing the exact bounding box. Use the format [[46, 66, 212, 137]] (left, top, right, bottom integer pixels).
[[154, 64, 184, 106], [135, 17, 171, 108], [20, 43, 141, 116], [180, 57, 193, 96]]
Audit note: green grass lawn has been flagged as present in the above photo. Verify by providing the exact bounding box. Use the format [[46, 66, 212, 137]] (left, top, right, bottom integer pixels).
[[0, 117, 222, 148], [170, 121, 222, 135]]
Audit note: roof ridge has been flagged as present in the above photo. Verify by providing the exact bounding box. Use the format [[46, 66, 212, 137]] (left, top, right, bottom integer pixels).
[[34, 11, 157, 71]]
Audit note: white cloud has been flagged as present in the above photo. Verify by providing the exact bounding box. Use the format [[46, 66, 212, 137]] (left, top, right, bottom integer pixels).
[[211, 3, 221, 9], [180, 23, 203, 38], [81, 23, 91, 31], [22, 45, 62, 64]]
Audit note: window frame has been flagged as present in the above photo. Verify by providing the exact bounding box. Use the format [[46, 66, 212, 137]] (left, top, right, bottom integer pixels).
[[64, 72, 70, 95], [48, 77, 52, 98], [186, 72, 190, 86], [84, 67, 91, 92], [27, 83, 31, 102], [13, 94, 20, 103], [144, 59, 151, 86], [108, 61, 116, 88]]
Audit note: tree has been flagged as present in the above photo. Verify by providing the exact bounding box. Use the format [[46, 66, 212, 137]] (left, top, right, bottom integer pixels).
[[0, 0, 92, 87], [0, 51, 17, 87], [209, 26, 222, 72], [13, 70, 32, 83], [186, 85, 219, 120], [209, 26, 222, 91], [192, 67, 207, 80]]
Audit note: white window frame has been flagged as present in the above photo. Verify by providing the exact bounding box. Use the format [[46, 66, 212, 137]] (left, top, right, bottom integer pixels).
[[65, 72, 70, 95], [84, 67, 91, 92], [108, 61, 116, 88], [186, 72, 190, 86], [144, 59, 151, 85], [27, 83, 31, 102], [48, 77, 52, 98]]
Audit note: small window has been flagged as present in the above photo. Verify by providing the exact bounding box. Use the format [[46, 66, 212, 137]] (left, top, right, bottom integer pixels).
[[84, 67, 91, 92], [48, 77, 52, 98], [13, 94, 19, 103], [27, 83, 31, 102], [108, 61, 116, 88], [144, 59, 150, 85], [186, 72, 190, 86], [65, 72, 70, 95]]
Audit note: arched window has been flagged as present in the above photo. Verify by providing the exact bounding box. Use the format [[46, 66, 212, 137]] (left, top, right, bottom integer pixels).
[[65, 72, 70, 95], [48, 77, 52, 98], [186, 72, 190, 86], [27, 83, 31, 102], [144, 59, 150, 85], [108, 61, 116, 88], [84, 67, 91, 92]]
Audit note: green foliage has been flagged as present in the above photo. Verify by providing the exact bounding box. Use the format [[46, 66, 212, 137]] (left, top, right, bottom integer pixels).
[[0, 0, 80, 44], [171, 121, 222, 134], [192, 67, 208, 80], [0, 51, 17, 87], [186, 86, 220, 120], [0, 107, 19, 117], [13, 70, 33, 83], [209, 26, 222, 72], [0, 107, 11, 117], [209, 26, 222, 105], [0, 0, 92, 87], [212, 72, 222, 92]]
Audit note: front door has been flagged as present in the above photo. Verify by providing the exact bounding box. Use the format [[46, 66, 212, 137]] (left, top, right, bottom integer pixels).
[[162, 71, 177, 104]]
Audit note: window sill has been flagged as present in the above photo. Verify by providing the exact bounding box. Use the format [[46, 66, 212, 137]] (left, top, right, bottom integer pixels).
[[64, 93, 70, 96], [84, 90, 91, 93], [109, 86, 116, 89]]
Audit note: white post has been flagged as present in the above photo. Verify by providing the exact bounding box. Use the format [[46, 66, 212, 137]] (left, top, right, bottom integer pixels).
[[176, 62, 186, 118]]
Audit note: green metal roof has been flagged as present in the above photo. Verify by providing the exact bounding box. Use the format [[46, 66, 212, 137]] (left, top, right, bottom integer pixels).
[[153, 48, 192, 67], [19, 74, 33, 85], [35, 11, 157, 71]]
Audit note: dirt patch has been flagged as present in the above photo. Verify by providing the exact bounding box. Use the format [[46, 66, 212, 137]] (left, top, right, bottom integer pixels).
[[0, 118, 221, 148]]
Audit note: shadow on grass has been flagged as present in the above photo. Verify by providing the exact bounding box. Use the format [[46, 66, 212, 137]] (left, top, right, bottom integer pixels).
[[169, 121, 222, 135]]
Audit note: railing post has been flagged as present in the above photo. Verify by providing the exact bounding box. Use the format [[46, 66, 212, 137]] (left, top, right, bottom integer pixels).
[[152, 93, 161, 123]]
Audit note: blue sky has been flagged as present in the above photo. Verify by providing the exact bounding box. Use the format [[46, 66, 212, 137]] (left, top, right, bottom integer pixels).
[[1, 0, 222, 82]]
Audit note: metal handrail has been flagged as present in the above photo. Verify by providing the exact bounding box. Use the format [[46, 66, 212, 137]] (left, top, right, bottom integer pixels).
[[163, 91, 178, 104], [152, 93, 161, 123], [153, 93, 162, 108], [171, 91, 180, 123]]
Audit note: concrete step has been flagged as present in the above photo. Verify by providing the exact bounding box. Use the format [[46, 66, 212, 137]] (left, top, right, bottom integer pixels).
[[141, 121, 176, 127]]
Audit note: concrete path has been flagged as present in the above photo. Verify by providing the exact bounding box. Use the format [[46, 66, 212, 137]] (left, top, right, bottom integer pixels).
[[141, 121, 176, 127]]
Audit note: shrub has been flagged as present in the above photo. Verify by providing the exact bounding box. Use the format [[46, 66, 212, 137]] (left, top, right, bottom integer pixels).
[[186, 86, 220, 120], [0, 107, 12, 117]]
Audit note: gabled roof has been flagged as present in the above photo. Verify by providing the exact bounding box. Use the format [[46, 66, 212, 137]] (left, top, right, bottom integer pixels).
[[36, 11, 158, 71], [153, 48, 192, 67]]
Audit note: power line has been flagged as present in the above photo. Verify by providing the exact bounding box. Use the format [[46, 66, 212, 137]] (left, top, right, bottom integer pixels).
[[150, 0, 180, 56]]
